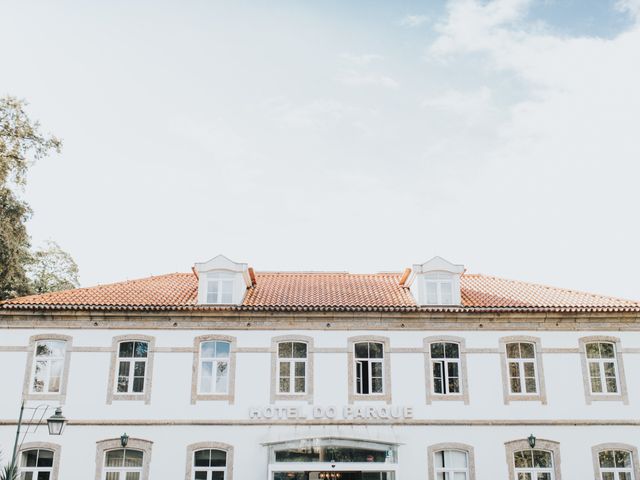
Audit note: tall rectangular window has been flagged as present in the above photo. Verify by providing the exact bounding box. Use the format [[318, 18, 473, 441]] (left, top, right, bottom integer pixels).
[[586, 342, 619, 394], [30, 340, 67, 394], [355, 342, 384, 395], [430, 342, 460, 395], [116, 341, 148, 394], [199, 341, 230, 394], [278, 342, 307, 394], [206, 274, 234, 304], [506, 342, 538, 394]]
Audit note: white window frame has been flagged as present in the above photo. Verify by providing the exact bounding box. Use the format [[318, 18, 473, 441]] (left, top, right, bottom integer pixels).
[[513, 449, 555, 480], [192, 448, 228, 480], [506, 342, 539, 395], [276, 341, 308, 395], [114, 341, 149, 395], [430, 342, 461, 396], [593, 444, 640, 480], [191, 335, 237, 404], [421, 272, 454, 305], [198, 341, 231, 395], [434, 449, 469, 479], [102, 449, 144, 480], [30, 340, 67, 395], [598, 450, 635, 480], [19, 448, 55, 480], [586, 342, 620, 396], [354, 342, 385, 396], [206, 273, 234, 304]]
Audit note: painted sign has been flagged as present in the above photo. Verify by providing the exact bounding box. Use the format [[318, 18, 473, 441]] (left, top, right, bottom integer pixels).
[[249, 405, 414, 420]]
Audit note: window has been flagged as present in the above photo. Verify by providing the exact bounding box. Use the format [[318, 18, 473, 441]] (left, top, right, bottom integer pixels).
[[115, 341, 148, 394], [102, 449, 144, 480], [19, 449, 54, 480], [434, 450, 469, 480], [586, 342, 619, 395], [30, 341, 66, 394], [199, 341, 230, 394], [206, 273, 234, 304], [277, 342, 307, 394], [354, 342, 384, 395], [598, 450, 635, 480], [422, 272, 454, 305], [430, 342, 460, 395], [506, 342, 538, 394], [192, 336, 236, 403], [192, 449, 227, 480], [514, 450, 554, 480]]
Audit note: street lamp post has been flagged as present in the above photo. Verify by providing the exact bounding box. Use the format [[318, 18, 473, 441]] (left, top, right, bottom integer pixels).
[[6, 401, 68, 478]]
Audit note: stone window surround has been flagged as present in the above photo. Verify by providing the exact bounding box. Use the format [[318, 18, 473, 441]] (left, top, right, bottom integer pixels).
[[270, 335, 314, 403], [347, 335, 392, 404], [185, 441, 234, 480], [95, 437, 153, 480], [424, 336, 470, 405], [578, 336, 629, 405], [499, 336, 547, 405], [191, 335, 237, 404], [22, 334, 73, 404], [592, 443, 640, 479], [106, 335, 156, 405], [504, 438, 562, 480], [427, 442, 476, 480], [18, 441, 62, 480]]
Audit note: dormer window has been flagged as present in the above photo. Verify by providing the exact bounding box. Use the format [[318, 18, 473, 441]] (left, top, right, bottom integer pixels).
[[206, 273, 234, 304], [423, 272, 454, 305], [408, 256, 464, 306]]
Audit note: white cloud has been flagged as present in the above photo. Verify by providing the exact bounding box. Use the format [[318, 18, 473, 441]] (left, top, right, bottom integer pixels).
[[339, 53, 383, 65], [422, 87, 493, 123], [399, 14, 429, 27], [616, 0, 640, 18], [338, 70, 399, 88]]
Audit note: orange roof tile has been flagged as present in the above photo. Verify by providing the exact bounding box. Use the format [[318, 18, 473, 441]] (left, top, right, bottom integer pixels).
[[1, 271, 639, 313]]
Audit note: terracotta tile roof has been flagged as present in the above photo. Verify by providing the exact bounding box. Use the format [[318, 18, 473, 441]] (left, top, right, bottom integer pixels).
[[1, 271, 639, 313]]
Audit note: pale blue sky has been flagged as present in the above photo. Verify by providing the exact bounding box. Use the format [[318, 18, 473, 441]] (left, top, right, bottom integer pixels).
[[2, 0, 639, 299]]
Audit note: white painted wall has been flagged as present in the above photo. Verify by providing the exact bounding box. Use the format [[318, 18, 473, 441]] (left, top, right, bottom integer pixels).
[[1, 327, 639, 478]]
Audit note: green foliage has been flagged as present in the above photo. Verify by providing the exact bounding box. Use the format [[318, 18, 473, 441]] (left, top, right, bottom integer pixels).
[[0, 464, 18, 480], [0, 96, 77, 300], [28, 240, 80, 294]]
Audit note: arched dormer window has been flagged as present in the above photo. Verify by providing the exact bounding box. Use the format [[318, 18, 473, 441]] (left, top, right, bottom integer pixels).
[[409, 257, 464, 306], [193, 255, 252, 305]]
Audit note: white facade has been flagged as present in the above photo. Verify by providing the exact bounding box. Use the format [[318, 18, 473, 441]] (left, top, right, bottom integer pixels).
[[2, 323, 640, 479]]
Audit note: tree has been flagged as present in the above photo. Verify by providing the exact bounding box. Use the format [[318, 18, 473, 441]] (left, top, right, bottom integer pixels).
[[0, 96, 78, 300], [28, 241, 80, 293]]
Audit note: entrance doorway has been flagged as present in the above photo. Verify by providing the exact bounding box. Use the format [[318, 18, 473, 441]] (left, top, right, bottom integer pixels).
[[273, 473, 394, 480]]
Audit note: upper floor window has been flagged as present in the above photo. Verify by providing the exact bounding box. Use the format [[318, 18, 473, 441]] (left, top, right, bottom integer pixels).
[[514, 449, 555, 480], [206, 273, 234, 304], [430, 342, 460, 395], [116, 341, 148, 394], [423, 272, 454, 305], [506, 342, 538, 395], [102, 449, 144, 480], [20, 449, 54, 480], [586, 342, 619, 395], [31, 340, 66, 394], [354, 342, 384, 395], [192, 449, 228, 480], [434, 449, 469, 480], [277, 342, 307, 395], [598, 449, 635, 480], [199, 341, 230, 394]]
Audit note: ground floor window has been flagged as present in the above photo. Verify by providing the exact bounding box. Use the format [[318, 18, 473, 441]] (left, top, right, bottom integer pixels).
[[19, 449, 54, 480], [598, 449, 635, 480], [103, 449, 144, 480], [192, 448, 227, 480], [513, 450, 554, 480], [434, 449, 469, 479]]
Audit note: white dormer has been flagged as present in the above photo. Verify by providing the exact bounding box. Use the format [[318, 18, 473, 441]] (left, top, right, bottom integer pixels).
[[408, 256, 464, 306], [193, 255, 252, 305]]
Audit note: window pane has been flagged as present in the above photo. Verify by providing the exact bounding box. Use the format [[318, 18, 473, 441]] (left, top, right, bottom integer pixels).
[[293, 342, 307, 358], [134, 342, 148, 358], [211, 473, 224, 480], [523, 362, 536, 377], [36, 473, 50, 480], [132, 377, 145, 393], [200, 361, 213, 392], [21, 473, 34, 480], [134, 362, 146, 377], [117, 376, 129, 393], [105, 473, 118, 480], [520, 343, 535, 358], [106, 449, 125, 467], [211, 449, 227, 467], [589, 362, 600, 377], [586, 343, 601, 358], [215, 367, 228, 393], [533, 450, 551, 468], [372, 362, 383, 377], [295, 377, 305, 393], [440, 282, 453, 304], [509, 362, 520, 378], [446, 450, 467, 467], [279, 342, 293, 358], [506, 343, 520, 359], [615, 450, 632, 468], [125, 473, 140, 480], [600, 343, 615, 358], [517, 473, 531, 480], [369, 343, 383, 359], [216, 341, 230, 358], [537, 474, 551, 480], [119, 361, 130, 377], [280, 377, 290, 393], [434, 451, 444, 468], [32, 362, 46, 392], [606, 377, 618, 393], [426, 282, 438, 303], [119, 342, 134, 358], [599, 450, 615, 467], [447, 362, 459, 378], [514, 451, 533, 468], [355, 343, 368, 359], [294, 362, 305, 377], [195, 472, 207, 480], [207, 280, 219, 304], [525, 378, 537, 393], [434, 378, 443, 394], [511, 378, 522, 393], [431, 343, 445, 358], [22, 450, 38, 467], [445, 343, 459, 359], [124, 449, 143, 467], [619, 474, 632, 480], [37, 450, 53, 467], [603, 362, 616, 377], [602, 473, 615, 480], [372, 377, 383, 393], [448, 378, 460, 393], [194, 449, 210, 467], [591, 377, 603, 393], [280, 362, 291, 377], [201, 342, 216, 358]]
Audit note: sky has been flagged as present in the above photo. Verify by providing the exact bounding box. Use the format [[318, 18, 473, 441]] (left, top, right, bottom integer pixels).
[[1, 0, 640, 299]]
